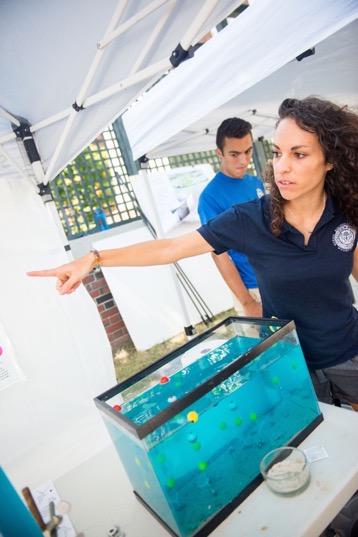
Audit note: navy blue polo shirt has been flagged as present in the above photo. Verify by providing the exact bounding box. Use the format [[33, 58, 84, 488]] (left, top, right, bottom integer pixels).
[[197, 191, 358, 370]]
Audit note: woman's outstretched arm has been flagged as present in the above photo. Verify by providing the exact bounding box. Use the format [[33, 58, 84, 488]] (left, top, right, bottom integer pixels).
[[27, 230, 213, 295]]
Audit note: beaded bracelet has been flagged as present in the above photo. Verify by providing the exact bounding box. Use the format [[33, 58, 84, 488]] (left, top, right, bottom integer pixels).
[[90, 248, 101, 271]]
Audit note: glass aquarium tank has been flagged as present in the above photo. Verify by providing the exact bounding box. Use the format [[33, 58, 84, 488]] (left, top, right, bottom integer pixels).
[[94, 317, 322, 537]]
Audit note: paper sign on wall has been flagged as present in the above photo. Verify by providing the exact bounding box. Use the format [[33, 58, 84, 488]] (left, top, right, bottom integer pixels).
[[0, 320, 24, 391], [130, 164, 214, 234]]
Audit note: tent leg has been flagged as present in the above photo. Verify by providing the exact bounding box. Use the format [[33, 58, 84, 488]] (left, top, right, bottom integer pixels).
[[12, 117, 72, 257]]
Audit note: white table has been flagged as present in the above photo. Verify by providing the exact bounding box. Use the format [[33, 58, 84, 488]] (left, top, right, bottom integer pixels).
[[55, 403, 358, 537]]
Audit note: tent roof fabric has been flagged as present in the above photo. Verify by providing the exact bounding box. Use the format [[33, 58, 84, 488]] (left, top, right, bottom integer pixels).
[[122, 0, 358, 160], [0, 0, 240, 182]]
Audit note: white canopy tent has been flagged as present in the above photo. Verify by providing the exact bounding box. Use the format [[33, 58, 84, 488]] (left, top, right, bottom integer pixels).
[[123, 0, 358, 160], [0, 0, 241, 491]]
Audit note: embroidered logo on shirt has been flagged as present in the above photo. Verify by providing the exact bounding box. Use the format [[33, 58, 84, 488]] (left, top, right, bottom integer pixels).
[[332, 224, 356, 251], [256, 188, 265, 198]]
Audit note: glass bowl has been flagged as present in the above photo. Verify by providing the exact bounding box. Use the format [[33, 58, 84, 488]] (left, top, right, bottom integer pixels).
[[260, 446, 310, 497]]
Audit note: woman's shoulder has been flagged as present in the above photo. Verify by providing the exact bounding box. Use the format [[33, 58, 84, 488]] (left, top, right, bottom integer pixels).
[[232, 193, 270, 213]]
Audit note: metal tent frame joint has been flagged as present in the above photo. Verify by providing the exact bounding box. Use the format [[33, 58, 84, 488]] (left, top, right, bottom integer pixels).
[[12, 119, 41, 165], [170, 43, 194, 68], [138, 155, 149, 166], [72, 101, 85, 112], [296, 47, 315, 62], [37, 182, 53, 203]]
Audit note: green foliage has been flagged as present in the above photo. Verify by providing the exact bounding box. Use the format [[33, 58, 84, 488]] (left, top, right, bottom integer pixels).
[[50, 138, 133, 238]]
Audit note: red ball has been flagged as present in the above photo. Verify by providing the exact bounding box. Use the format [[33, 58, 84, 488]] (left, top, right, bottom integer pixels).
[[113, 404, 122, 411], [160, 376, 169, 384]]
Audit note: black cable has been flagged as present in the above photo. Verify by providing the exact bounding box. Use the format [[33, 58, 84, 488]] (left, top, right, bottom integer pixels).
[[174, 263, 214, 322]]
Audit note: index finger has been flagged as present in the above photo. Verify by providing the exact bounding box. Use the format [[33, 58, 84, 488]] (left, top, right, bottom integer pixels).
[[27, 269, 58, 278]]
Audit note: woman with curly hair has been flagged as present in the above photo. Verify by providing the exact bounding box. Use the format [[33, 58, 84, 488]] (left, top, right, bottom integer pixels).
[[28, 97, 358, 409]]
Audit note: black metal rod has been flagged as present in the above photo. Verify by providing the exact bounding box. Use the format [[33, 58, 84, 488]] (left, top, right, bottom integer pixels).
[[175, 262, 214, 321]]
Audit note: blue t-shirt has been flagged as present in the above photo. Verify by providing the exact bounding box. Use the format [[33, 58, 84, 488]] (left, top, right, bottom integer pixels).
[[198, 172, 264, 288], [197, 191, 358, 370]]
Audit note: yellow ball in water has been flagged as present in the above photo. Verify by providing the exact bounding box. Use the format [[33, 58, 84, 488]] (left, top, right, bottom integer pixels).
[[187, 411, 199, 423]]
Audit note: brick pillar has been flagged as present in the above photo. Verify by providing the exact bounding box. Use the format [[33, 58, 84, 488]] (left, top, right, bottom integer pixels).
[[83, 270, 132, 350]]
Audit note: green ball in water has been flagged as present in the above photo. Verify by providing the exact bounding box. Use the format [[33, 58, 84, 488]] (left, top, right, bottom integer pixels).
[[166, 477, 176, 488], [272, 376, 280, 385], [198, 461, 207, 471], [249, 412, 258, 422], [192, 441, 201, 451], [234, 416, 243, 426]]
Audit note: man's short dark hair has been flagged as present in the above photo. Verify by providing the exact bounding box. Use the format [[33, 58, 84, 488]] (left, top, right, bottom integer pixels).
[[216, 118, 252, 151]]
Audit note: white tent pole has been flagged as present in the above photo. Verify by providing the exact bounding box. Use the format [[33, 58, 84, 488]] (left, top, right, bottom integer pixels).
[[44, 57, 169, 181], [45, 0, 129, 181], [45, 198, 74, 259], [84, 58, 170, 108], [129, 0, 176, 76], [138, 167, 195, 334], [19, 0, 229, 169], [0, 106, 20, 127], [76, 0, 129, 107], [30, 108, 72, 133], [30, 57, 170, 138], [179, 0, 223, 50], [8, 117, 72, 254], [98, 0, 170, 49], [0, 132, 16, 144], [44, 110, 77, 182]]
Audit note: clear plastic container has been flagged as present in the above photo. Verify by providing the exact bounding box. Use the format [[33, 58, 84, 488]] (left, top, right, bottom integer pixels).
[[260, 446, 310, 496]]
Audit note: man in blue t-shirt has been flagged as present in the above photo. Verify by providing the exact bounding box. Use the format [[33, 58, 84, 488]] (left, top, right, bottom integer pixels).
[[198, 118, 265, 317]]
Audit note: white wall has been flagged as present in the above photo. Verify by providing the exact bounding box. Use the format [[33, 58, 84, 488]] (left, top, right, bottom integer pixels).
[[0, 175, 116, 491]]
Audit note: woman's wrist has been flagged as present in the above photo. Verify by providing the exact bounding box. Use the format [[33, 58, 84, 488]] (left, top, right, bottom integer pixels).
[[89, 249, 101, 271]]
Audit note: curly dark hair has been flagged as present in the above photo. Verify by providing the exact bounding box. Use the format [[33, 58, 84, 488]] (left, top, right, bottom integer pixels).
[[216, 117, 252, 152], [264, 96, 358, 235]]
